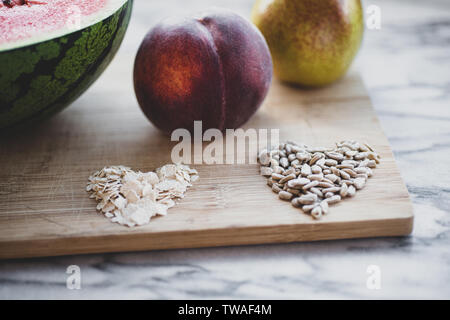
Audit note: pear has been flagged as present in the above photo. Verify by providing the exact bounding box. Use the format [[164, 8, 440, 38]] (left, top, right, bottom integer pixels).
[[251, 0, 364, 87]]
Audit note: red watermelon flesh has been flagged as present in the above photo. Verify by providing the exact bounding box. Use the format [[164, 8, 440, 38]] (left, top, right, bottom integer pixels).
[[1, 1, 106, 44], [0, 0, 130, 51]]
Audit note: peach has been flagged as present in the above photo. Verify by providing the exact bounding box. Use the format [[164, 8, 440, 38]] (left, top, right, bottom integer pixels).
[[133, 9, 273, 134]]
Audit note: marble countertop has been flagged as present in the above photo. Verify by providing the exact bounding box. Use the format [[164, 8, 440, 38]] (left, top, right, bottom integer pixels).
[[1, 0, 449, 299]]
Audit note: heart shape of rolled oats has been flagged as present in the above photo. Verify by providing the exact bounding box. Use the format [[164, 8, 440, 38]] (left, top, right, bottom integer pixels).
[[86, 164, 199, 227]]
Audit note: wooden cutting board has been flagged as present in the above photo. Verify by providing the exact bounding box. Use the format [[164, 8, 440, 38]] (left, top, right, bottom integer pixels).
[[0, 51, 414, 258]]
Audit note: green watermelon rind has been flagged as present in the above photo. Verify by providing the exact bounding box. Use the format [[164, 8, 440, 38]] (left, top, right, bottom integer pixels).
[[0, 0, 133, 131]]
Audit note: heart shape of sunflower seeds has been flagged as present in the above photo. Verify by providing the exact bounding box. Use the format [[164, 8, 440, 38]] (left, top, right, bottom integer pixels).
[[258, 140, 380, 219]]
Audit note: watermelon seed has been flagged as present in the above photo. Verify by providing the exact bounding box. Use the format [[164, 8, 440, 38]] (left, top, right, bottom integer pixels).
[[1, 0, 47, 8]]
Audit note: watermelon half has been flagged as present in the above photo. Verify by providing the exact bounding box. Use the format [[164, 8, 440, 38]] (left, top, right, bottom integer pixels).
[[0, 0, 133, 131]]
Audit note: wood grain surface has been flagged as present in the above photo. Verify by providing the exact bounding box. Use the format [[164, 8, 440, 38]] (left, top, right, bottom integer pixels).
[[0, 47, 414, 258]]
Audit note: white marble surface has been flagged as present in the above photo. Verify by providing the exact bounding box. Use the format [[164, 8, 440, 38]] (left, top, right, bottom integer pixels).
[[1, 0, 450, 299]]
